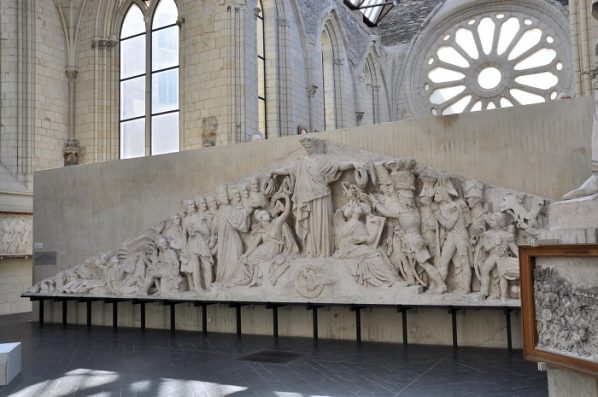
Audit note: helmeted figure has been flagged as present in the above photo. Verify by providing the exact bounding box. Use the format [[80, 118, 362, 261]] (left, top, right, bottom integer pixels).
[[432, 177, 472, 293], [371, 164, 447, 293], [463, 180, 487, 246]]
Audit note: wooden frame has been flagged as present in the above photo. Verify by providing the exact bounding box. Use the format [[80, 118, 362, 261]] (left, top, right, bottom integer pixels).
[[520, 244, 598, 377]]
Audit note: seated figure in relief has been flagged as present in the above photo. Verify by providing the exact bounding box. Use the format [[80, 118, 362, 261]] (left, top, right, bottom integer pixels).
[[233, 192, 297, 287], [333, 190, 399, 288], [143, 237, 182, 295]]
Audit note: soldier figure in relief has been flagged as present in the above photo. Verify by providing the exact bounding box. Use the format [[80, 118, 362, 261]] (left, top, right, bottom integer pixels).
[[370, 164, 447, 293], [463, 180, 487, 247], [432, 177, 473, 293], [476, 213, 519, 301]]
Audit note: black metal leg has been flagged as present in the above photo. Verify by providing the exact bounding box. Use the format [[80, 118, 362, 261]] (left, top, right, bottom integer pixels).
[[235, 305, 242, 336], [62, 300, 67, 326], [449, 307, 459, 349], [38, 300, 44, 327], [350, 305, 364, 343], [86, 301, 92, 327], [140, 302, 146, 330], [170, 303, 176, 332], [356, 309, 362, 343], [398, 306, 410, 346], [312, 307, 319, 341], [272, 306, 279, 338], [112, 301, 118, 328], [201, 304, 207, 334], [505, 308, 513, 352]]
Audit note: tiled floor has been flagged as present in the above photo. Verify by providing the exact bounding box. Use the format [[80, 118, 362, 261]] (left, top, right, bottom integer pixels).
[[0, 313, 547, 397]]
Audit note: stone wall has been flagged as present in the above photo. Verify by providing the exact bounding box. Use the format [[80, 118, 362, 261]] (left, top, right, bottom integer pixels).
[[0, 258, 32, 315]]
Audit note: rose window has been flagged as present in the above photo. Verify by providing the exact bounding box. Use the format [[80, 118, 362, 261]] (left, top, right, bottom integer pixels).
[[422, 12, 567, 116]]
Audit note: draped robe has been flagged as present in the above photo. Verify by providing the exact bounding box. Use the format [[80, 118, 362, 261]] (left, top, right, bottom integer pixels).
[[215, 205, 250, 282], [291, 154, 342, 257]]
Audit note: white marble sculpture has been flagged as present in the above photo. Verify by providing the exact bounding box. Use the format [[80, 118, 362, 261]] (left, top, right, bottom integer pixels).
[[29, 137, 550, 306]]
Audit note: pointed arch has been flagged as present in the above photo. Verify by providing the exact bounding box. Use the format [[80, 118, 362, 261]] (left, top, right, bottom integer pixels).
[[318, 13, 347, 131]]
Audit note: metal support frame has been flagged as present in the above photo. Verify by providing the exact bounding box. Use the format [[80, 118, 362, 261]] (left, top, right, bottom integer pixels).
[[266, 303, 285, 338], [61, 299, 67, 325], [306, 304, 324, 341], [505, 307, 513, 352], [448, 307, 460, 349], [398, 306, 411, 346], [38, 299, 44, 327], [169, 302, 176, 332], [24, 295, 519, 351], [229, 303, 249, 336], [86, 300, 92, 326], [350, 305, 366, 343]]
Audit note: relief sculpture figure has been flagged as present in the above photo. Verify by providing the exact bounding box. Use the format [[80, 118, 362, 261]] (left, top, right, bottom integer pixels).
[[334, 192, 398, 288], [432, 177, 473, 293], [143, 237, 182, 295], [234, 192, 296, 287], [476, 213, 519, 301], [215, 186, 251, 283], [271, 136, 355, 257], [370, 164, 447, 293], [180, 199, 207, 291]]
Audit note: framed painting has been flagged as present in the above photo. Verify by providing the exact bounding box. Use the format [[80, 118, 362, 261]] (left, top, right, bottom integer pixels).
[[520, 244, 598, 377]]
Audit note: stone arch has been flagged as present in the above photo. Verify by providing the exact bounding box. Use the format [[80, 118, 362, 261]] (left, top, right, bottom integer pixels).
[[316, 11, 354, 131]]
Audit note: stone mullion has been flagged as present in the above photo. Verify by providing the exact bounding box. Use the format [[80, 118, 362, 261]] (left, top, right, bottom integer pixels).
[[224, 1, 247, 144], [276, 15, 291, 136], [332, 57, 343, 129]]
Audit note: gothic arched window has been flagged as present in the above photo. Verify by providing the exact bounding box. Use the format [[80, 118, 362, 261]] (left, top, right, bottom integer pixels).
[[119, 0, 179, 159]]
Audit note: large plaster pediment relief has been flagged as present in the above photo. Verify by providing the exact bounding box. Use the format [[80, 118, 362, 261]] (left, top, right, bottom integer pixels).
[[29, 137, 549, 306]]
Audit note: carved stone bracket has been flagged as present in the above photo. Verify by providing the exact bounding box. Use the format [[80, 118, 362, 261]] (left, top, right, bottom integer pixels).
[[63, 139, 81, 166], [91, 37, 117, 49], [307, 84, 318, 97], [65, 68, 78, 81]]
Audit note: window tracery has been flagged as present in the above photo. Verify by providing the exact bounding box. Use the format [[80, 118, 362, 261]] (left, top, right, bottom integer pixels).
[[119, 0, 179, 159]]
